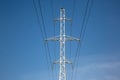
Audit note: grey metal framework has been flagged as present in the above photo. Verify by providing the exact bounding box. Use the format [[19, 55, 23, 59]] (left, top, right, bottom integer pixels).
[[46, 8, 80, 80]]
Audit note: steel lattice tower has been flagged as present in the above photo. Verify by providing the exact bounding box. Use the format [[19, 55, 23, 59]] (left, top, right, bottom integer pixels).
[[46, 8, 80, 80]]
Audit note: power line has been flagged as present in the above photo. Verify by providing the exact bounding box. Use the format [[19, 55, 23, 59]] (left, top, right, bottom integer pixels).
[[75, 0, 94, 68], [33, 0, 54, 80], [50, 0, 57, 61], [74, 1, 94, 77], [75, 0, 91, 65], [38, 0, 53, 67], [71, 0, 94, 80], [32, 0, 51, 80], [38, 0, 47, 38], [32, 0, 44, 39], [81, 0, 94, 41], [69, 0, 78, 79], [69, 0, 77, 66]]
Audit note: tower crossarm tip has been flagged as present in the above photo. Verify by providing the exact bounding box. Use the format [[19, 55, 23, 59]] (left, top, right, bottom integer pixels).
[[45, 36, 60, 41], [65, 35, 80, 41], [65, 59, 72, 64]]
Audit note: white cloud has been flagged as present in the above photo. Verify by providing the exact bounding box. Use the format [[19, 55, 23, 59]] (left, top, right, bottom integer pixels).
[[72, 54, 120, 80]]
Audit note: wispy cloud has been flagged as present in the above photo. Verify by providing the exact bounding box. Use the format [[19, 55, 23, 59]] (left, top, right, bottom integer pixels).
[[73, 54, 120, 80], [79, 61, 120, 71]]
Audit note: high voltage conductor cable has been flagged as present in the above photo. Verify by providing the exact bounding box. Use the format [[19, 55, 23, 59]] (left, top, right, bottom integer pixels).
[[75, 0, 94, 71], [53, 18, 56, 80], [74, 1, 94, 76], [32, 0, 44, 39], [71, 0, 91, 78], [74, 0, 91, 67], [67, 0, 77, 78], [53, 22, 57, 60], [74, 0, 91, 65], [38, 0, 53, 68], [50, 0, 57, 61], [76, 1, 94, 80], [71, 0, 94, 80], [69, 0, 77, 60], [53, 21, 57, 80], [32, 0, 51, 80], [81, 0, 93, 40], [38, 0, 47, 38], [75, 0, 94, 78], [49, 0, 57, 80]]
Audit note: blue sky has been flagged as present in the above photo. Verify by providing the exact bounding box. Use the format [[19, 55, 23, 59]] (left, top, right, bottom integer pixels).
[[0, 0, 120, 80]]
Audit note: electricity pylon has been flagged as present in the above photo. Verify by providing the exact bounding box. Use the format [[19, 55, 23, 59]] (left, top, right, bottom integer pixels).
[[45, 8, 80, 80]]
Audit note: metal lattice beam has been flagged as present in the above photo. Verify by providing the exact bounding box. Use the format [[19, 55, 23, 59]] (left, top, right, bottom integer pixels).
[[46, 8, 80, 80]]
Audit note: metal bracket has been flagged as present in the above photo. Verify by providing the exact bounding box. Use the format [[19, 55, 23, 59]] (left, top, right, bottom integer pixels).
[[45, 35, 80, 42]]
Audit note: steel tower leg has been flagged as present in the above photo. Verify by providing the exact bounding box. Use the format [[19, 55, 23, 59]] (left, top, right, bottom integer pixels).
[[59, 8, 66, 80]]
